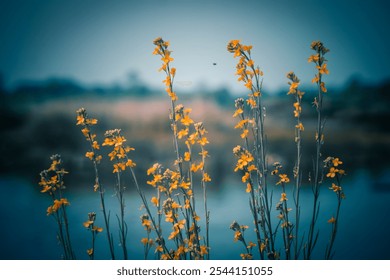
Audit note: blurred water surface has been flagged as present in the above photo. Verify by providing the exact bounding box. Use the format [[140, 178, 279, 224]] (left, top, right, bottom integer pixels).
[[1, 168, 389, 260]]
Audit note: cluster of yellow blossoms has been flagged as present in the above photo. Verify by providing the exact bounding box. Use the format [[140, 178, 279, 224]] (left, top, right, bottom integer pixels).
[[271, 162, 292, 232], [228, 40, 263, 141], [324, 157, 346, 200], [227, 40, 263, 93], [229, 221, 258, 260], [83, 212, 103, 232], [232, 145, 257, 193], [39, 154, 75, 259], [308, 41, 330, 93], [83, 212, 103, 258], [145, 37, 211, 260], [102, 129, 136, 173], [76, 108, 103, 164], [153, 37, 177, 101], [39, 154, 70, 215], [287, 71, 305, 133]]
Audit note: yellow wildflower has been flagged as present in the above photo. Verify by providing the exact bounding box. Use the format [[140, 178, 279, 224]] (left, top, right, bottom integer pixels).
[[245, 79, 253, 89], [197, 137, 209, 146], [199, 150, 209, 158], [233, 108, 244, 118], [330, 183, 342, 193], [200, 245, 208, 256], [277, 174, 290, 185], [147, 163, 160, 175], [92, 226, 103, 233], [317, 63, 329, 75], [141, 238, 149, 245], [280, 193, 288, 202], [295, 122, 304, 131], [112, 162, 127, 173], [288, 82, 299, 95], [168, 228, 180, 240], [83, 220, 93, 228], [240, 253, 253, 260], [260, 243, 266, 253], [92, 141, 100, 150], [242, 172, 250, 183], [161, 52, 174, 64], [165, 211, 174, 223], [234, 152, 254, 172], [171, 201, 181, 209], [180, 181, 191, 189], [86, 118, 97, 125], [312, 75, 319, 84], [184, 199, 191, 209], [81, 127, 89, 137], [178, 128, 189, 139], [151, 196, 159, 207], [308, 54, 320, 63], [320, 82, 327, 92], [76, 115, 85, 125], [85, 151, 94, 160], [233, 231, 242, 242], [125, 159, 136, 168], [326, 167, 338, 178], [234, 119, 248, 129], [202, 173, 211, 182], [332, 158, 343, 166], [181, 115, 194, 126], [247, 164, 257, 172], [247, 241, 256, 249], [155, 245, 163, 253], [166, 88, 178, 101], [147, 174, 163, 187]]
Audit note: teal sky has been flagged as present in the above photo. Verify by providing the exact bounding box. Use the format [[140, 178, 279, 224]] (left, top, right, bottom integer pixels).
[[1, 0, 390, 92]]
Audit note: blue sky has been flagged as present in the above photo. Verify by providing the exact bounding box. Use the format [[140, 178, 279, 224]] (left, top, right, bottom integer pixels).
[[1, 0, 390, 92]]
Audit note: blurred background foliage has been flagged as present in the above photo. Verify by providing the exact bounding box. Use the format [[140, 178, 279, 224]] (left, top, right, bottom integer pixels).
[[1, 74, 389, 190]]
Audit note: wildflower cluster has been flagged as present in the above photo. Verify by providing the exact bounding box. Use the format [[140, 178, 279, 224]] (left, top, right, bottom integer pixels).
[[229, 40, 275, 260], [39, 155, 74, 259], [153, 37, 177, 101], [228, 40, 347, 260], [229, 221, 257, 260], [323, 156, 346, 259], [287, 72, 305, 134], [144, 162, 208, 259], [76, 108, 102, 164], [102, 129, 136, 173], [227, 40, 263, 94], [143, 37, 211, 259], [83, 212, 103, 259], [76, 108, 115, 259], [305, 41, 331, 259], [272, 162, 293, 259], [38, 38, 347, 261], [232, 145, 256, 193], [308, 41, 330, 93], [140, 214, 154, 257]]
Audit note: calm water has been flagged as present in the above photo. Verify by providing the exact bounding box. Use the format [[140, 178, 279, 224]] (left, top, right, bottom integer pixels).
[[1, 169, 389, 260]]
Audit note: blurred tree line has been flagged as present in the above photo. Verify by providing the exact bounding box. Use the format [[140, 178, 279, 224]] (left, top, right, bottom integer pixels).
[[1, 73, 389, 190]]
